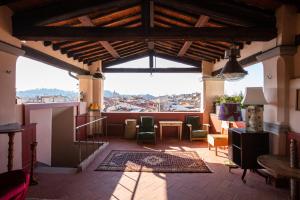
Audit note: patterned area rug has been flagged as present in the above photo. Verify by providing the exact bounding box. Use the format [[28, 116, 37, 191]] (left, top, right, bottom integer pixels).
[[96, 150, 212, 173]]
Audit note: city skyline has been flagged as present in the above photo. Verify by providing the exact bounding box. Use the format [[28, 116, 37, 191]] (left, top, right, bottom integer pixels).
[[16, 56, 263, 96]]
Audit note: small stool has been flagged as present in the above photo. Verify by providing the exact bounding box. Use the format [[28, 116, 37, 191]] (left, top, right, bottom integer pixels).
[[207, 134, 228, 156]]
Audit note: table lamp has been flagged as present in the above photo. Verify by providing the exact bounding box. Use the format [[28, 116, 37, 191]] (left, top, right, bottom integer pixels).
[[242, 87, 267, 132]]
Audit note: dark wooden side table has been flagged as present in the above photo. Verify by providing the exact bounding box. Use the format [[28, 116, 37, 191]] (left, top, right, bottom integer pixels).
[[0, 123, 24, 171], [258, 155, 300, 200], [228, 128, 269, 183]]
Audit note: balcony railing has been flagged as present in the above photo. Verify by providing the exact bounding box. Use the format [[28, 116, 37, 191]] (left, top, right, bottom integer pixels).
[[75, 116, 107, 163]]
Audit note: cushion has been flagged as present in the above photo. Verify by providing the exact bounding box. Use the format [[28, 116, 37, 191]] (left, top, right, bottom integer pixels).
[[137, 132, 155, 140], [140, 117, 154, 132], [187, 116, 201, 130], [191, 130, 207, 138]]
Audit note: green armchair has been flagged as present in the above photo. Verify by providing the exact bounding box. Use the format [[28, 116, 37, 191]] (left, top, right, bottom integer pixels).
[[186, 116, 210, 141], [136, 116, 157, 144]]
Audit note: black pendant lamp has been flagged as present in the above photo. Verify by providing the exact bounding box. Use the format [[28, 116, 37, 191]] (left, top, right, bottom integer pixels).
[[219, 46, 248, 81]]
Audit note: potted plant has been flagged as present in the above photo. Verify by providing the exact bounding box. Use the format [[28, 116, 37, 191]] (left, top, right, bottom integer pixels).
[[214, 93, 246, 121]]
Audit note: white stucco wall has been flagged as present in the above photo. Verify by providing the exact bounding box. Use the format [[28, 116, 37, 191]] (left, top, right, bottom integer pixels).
[[30, 109, 53, 166], [289, 78, 300, 133]]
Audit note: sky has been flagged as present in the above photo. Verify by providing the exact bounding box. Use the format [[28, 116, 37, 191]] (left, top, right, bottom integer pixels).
[[16, 56, 263, 96], [16, 57, 78, 92]]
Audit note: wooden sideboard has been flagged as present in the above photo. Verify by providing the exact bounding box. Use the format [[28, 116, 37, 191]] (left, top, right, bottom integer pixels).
[[228, 128, 269, 182]]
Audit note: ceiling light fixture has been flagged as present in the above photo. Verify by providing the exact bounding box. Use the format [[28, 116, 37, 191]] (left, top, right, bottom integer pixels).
[[218, 46, 248, 81]]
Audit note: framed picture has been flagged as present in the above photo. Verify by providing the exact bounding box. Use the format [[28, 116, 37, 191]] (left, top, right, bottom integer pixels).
[[297, 89, 300, 111]]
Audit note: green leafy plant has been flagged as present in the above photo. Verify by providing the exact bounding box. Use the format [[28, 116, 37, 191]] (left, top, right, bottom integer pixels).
[[215, 92, 245, 107]]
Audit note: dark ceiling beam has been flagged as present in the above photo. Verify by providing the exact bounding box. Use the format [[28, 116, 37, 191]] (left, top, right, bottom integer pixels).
[[103, 67, 201, 73], [103, 50, 201, 68], [103, 52, 149, 68], [60, 41, 95, 54], [43, 41, 52, 46], [142, 0, 155, 50], [78, 16, 120, 59], [52, 41, 76, 50], [154, 0, 275, 27], [178, 15, 209, 57], [155, 52, 200, 67], [68, 43, 104, 56], [21, 45, 89, 75], [13, 26, 277, 42], [12, 0, 141, 26], [295, 34, 300, 46], [0, 0, 18, 6]]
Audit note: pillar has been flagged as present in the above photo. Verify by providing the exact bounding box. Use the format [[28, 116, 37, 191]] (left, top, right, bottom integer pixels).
[[78, 61, 104, 109], [0, 6, 24, 172], [78, 75, 94, 108], [257, 5, 298, 155], [200, 61, 225, 124], [90, 61, 104, 110]]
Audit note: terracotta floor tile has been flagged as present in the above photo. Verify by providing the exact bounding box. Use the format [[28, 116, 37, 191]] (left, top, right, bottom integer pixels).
[[27, 138, 289, 200]]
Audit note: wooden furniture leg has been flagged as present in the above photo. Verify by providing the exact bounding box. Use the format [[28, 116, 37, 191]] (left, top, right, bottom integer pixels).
[[290, 178, 298, 200], [7, 133, 15, 171], [179, 125, 182, 140], [160, 125, 162, 141], [242, 169, 247, 183], [30, 141, 38, 185], [215, 147, 218, 156]]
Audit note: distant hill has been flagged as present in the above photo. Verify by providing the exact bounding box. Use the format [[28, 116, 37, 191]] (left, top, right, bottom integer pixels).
[[16, 89, 173, 100], [104, 90, 155, 99], [104, 90, 120, 98], [17, 88, 78, 98]]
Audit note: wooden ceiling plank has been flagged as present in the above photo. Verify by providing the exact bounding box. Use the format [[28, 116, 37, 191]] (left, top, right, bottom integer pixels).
[[14, 26, 277, 41], [154, 52, 200, 67], [188, 46, 222, 59], [190, 44, 224, 56], [69, 44, 105, 56], [60, 41, 96, 54], [119, 48, 148, 58], [81, 53, 111, 62], [76, 49, 108, 59], [187, 48, 219, 60], [184, 52, 213, 62], [12, 0, 141, 26], [153, 21, 171, 28], [118, 44, 147, 55], [103, 52, 149, 67], [103, 14, 141, 27], [92, 5, 141, 26], [113, 42, 145, 51], [78, 16, 120, 59], [154, 5, 197, 24], [154, 14, 191, 27], [154, 0, 275, 27], [178, 15, 209, 57]]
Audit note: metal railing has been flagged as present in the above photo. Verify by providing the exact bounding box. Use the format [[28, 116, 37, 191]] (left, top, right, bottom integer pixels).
[[75, 116, 107, 163]]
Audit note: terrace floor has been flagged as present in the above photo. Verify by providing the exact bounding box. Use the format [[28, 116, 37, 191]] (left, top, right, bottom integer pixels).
[[27, 138, 289, 200]]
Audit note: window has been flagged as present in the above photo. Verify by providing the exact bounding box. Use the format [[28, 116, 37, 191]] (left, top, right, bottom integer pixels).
[[225, 63, 263, 96], [104, 57, 201, 112], [16, 57, 78, 103]]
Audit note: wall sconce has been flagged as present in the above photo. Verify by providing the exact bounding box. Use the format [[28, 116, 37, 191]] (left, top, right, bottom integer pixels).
[[2, 70, 12, 74], [265, 74, 272, 79]]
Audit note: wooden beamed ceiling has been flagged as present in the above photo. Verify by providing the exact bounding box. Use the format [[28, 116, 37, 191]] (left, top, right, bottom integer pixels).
[[8, 0, 281, 70]]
